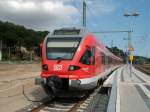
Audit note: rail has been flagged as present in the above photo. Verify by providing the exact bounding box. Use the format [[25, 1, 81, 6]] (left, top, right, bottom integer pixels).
[[135, 65, 150, 75]]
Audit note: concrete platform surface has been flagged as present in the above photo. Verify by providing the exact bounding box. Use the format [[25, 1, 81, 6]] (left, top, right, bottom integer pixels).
[[106, 65, 150, 112]]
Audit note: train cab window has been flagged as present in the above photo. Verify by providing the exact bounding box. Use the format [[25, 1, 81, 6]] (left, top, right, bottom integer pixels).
[[46, 37, 81, 60], [80, 49, 92, 65]]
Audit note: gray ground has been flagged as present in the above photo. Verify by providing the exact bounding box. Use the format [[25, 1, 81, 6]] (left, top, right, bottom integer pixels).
[[0, 63, 48, 112]]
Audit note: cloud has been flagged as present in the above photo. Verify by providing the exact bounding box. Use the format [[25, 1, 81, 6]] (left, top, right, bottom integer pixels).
[[0, 0, 79, 30], [0, 0, 117, 30]]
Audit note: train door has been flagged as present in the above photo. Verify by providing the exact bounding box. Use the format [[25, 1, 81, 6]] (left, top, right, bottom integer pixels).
[[79, 46, 95, 75]]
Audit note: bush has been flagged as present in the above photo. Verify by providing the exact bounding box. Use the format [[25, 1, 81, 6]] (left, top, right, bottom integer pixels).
[[2, 52, 9, 60]]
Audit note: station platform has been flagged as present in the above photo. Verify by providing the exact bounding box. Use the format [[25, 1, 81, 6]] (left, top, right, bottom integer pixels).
[[105, 65, 150, 112]]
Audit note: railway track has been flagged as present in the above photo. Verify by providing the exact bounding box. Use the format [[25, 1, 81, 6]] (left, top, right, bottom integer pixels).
[[31, 86, 104, 112], [135, 65, 150, 75]]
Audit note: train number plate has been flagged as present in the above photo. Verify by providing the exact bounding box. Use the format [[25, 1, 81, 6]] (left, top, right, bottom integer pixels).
[[54, 64, 62, 71]]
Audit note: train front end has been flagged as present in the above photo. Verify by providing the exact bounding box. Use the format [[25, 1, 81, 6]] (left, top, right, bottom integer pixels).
[[37, 28, 98, 94]]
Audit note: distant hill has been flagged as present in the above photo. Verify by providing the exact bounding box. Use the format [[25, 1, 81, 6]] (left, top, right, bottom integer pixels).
[[0, 20, 49, 50]]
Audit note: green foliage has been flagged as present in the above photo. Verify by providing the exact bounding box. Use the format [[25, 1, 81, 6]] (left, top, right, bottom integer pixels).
[[0, 20, 49, 49], [134, 56, 150, 64], [2, 52, 9, 60]]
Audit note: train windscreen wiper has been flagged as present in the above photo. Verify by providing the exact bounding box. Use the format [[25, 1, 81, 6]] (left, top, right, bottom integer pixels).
[[56, 57, 64, 63]]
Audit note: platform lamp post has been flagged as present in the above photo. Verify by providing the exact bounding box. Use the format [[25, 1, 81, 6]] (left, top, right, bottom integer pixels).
[[124, 12, 140, 78]]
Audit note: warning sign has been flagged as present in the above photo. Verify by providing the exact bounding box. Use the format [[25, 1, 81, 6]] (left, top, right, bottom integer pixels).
[[129, 55, 134, 61], [128, 47, 134, 51]]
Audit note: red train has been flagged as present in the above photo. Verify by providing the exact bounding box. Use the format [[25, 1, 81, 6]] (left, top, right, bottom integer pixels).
[[36, 27, 122, 94]]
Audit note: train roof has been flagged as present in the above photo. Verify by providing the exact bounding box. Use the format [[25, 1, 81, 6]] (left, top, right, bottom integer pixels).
[[47, 27, 89, 38], [96, 37, 122, 61]]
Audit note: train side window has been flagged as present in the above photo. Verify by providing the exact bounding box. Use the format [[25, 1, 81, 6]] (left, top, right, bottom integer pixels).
[[105, 56, 108, 65], [91, 47, 95, 65], [80, 49, 91, 65], [101, 53, 105, 65]]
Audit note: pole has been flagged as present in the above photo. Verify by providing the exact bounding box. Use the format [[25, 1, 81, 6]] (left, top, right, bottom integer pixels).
[[83, 0, 86, 27], [128, 31, 132, 78], [124, 12, 140, 80], [0, 40, 2, 61], [127, 31, 131, 65]]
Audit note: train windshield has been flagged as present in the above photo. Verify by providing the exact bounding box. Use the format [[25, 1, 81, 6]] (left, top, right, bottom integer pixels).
[[46, 37, 81, 60]]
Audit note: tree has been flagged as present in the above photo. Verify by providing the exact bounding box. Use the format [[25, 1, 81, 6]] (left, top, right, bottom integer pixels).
[[0, 20, 49, 49], [0, 20, 49, 60]]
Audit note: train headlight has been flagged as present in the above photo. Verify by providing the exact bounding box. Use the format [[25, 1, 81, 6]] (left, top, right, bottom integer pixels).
[[42, 64, 48, 71], [69, 65, 81, 71]]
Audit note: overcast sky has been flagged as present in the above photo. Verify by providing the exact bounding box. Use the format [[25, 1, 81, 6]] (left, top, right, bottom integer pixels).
[[0, 0, 149, 57], [0, 0, 80, 30], [0, 0, 118, 30]]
